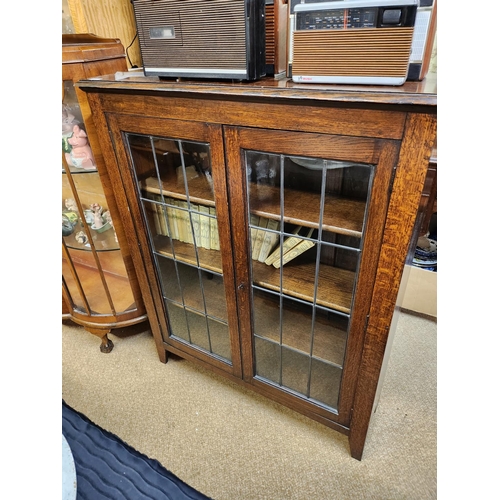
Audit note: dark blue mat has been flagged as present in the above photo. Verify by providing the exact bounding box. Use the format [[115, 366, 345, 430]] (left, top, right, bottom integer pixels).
[[62, 400, 212, 500]]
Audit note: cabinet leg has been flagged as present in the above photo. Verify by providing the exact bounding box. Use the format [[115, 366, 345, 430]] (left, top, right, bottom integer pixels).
[[85, 327, 114, 354], [99, 335, 114, 354], [158, 349, 168, 364], [348, 434, 365, 461]]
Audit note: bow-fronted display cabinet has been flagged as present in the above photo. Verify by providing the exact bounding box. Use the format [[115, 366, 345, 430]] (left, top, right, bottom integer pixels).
[[78, 74, 436, 458], [62, 34, 147, 352]]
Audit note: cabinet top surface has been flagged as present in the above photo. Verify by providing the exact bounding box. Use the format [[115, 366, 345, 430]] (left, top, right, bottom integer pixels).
[[77, 71, 437, 109]]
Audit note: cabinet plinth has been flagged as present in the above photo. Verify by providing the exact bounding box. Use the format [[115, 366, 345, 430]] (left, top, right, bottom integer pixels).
[[79, 74, 436, 458]]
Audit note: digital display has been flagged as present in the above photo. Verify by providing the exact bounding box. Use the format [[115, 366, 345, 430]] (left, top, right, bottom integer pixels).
[[150, 26, 176, 39]]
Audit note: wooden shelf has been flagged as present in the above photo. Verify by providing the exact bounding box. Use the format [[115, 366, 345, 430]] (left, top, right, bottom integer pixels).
[[153, 235, 222, 274], [155, 235, 354, 314], [142, 172, 215, 207], [252, 257, 355, 314], [249, 183, 365, 238], [144, 176, 365, 238]]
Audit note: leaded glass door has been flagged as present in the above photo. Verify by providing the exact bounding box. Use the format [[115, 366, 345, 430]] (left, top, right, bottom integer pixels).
[[107, 116, 242, 376], [226, 126, 397, 424]]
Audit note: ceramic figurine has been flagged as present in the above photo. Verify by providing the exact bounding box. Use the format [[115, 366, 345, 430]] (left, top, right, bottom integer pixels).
[[90, 203, 104, 229], [75, 231, 88, 245], [65, 124, 96, 170], [63, 199, 79, 228], [65, 198, 78, 212], [62, 214, 75, 236], [103, 211, 118, 242], [62, 105, 78, 162], [62, 105, 77, 138], [83, 209, 94, 224]]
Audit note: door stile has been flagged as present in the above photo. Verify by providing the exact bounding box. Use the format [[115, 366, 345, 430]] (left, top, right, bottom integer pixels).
[[348, 112, 437, 460], [335, 140, 400, 425], [223, 125, 256, 383], [206, 123, 243, 377]]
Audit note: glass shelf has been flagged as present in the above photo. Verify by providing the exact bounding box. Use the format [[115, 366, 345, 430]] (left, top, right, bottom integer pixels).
[[62, 166, 98, 175], [63, 226, 120, 252]]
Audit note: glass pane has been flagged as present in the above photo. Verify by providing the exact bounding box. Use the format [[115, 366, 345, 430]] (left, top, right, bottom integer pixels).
[[245, 148, 374, 412], [317, 241, 360, 314], [254, 337, 280, 383], [252, 290, 347, 367], [206, 319, 231, 361], [62, 81, 97, 173], [158, 257, 228, 322], [63, 247, 134, 315], [309, 359, 342, 410], [282, 347, 310, 395], [126, 133, 231, 364], [62, 80, 137, 317]]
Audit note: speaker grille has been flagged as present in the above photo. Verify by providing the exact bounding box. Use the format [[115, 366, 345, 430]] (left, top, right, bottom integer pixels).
[[265, 4, 275, 65], [293, 27, 414, 77], [135, 0, 247, 70]]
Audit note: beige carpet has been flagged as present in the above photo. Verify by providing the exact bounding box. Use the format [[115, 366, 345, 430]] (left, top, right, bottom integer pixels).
[[62, 310, 436, 499]]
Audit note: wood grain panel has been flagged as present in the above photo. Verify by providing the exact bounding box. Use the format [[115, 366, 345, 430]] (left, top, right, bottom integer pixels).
[[93, 93, 406, 139], [348, 113, 437, 459], [236, 127, 382, 162], [68, 0, 141, 68], [87, 96, 169, 362], [77, 74, 436, 107]]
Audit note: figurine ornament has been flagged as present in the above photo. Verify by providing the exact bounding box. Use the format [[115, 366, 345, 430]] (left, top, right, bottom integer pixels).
[[89, 203, 112, 233], [62, 104, 96, 170]]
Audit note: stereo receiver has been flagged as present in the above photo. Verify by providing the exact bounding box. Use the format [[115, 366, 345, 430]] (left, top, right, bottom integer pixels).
[[290, 0, 420, 85], [132, 0, 266, 81]]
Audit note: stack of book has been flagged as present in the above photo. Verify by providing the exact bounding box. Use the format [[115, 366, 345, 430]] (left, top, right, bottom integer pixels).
[[149, 194, 219, 250], [250, 215, 316, 267]]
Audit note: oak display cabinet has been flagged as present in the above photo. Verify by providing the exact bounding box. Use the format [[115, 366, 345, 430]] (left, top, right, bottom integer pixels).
[[79, 74, 436, 459], [62, 34, 147, 352]]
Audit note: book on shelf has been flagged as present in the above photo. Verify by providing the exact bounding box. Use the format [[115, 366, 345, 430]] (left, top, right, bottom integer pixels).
[[264, 225, 302, 266], [258, 219, 280, 263], [249, 214, 260, 258], [271, 227, 315, 268], [178, 200, 194, 244], [190, 203, 202, 248], [252, 216, 269, 260], [166, 197, 180, 241], [209, 207, 220, 250], [199, 204, 211, 249], [154, 194, 169, 237], [148, 194, 162, 236]]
